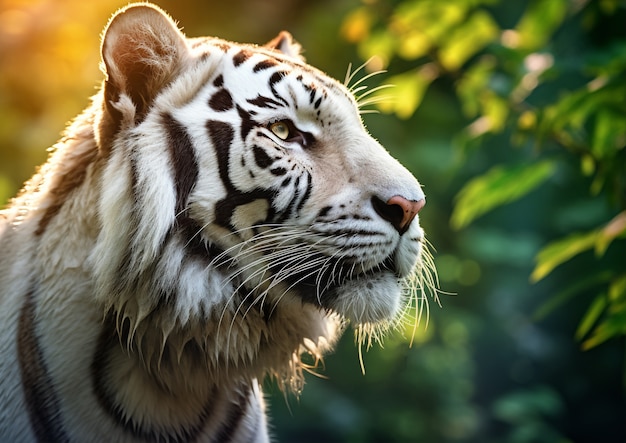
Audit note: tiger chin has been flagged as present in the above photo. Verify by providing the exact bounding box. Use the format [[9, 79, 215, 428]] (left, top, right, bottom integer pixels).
[[0, 3, 433, 442]]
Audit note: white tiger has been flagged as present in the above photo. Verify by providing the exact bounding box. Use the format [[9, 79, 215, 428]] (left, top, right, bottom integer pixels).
[[0, 3, 433, 442]]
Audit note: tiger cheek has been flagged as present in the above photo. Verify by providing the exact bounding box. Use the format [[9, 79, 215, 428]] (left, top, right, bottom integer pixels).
[[230, 199, 270, 229]]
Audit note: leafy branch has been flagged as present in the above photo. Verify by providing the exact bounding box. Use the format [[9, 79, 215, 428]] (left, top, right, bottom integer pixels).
[[343, 0, 626, 350]]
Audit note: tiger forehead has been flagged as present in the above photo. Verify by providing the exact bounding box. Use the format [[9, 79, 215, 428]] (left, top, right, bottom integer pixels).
[[190, 37, 356, 108]]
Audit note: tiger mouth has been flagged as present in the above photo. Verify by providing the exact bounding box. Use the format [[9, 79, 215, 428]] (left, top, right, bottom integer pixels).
[[278, 253, 401, 310]]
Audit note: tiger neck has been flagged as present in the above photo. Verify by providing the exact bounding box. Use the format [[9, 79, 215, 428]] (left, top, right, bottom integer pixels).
[[90, 313, 258, 440]]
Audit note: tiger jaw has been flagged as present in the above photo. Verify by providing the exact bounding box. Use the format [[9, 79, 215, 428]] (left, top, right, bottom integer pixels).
[[293, 262, 406, 325], [245, 222, 424, 325], [331, 272, 404, 325]]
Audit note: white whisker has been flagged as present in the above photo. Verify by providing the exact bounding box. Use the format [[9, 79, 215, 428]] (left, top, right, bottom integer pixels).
[[355, 83, 394, 103]]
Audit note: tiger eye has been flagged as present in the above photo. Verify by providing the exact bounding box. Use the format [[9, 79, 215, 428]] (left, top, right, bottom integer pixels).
[[270, 121, 290, 140]]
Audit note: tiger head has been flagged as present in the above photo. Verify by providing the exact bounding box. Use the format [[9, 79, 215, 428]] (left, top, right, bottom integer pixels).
[[92, 4, 434, 384]]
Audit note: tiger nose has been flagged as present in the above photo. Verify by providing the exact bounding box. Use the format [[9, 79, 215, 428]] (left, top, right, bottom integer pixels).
[[372, 195, 425, 234]]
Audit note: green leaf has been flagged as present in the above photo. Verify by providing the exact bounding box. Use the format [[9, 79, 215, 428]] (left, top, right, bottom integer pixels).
[[608, 275, 626, 303], [357, 29, 396, 68], [531, 230, 598, 282], [515, 0, 568, 51], [456, 56, 496, 118], [596, 211, 626, 255], [438, 10, 499, 71], [392, 0, 468, 45], [533, 271, 613, 321], [581, 311, 626, 350], [451, 160, 555, 230], [379, 66, 437, 118], [575, 294, 607, 341], [592, 109, 626, 159]]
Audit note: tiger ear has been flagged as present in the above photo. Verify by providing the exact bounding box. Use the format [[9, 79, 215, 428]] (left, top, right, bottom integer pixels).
[[101, 3, 189, 121], [264, 31, 304, 61]]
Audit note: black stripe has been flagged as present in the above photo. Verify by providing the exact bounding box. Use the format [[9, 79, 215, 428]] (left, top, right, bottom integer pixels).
[[176, 215, 227, 265], [275, 174, 300, 223], [295, 171, 312, 213], [213, 189, 277, 230], [252, 145, 274, 169], [246, 95, 283, 109], [308, 88, 316, 105], [206, 120, 236, 193], [91, 315, 217, 442], [233, 49, 252, 66], [236, 105, 258, 141], [253, 59, 279, 72], [268, 71, 289, 106], [274, 171, 311, 224], [163, 113, 199, 216], [213, 385, 251, 443], [17, 287, 69, 443], [35, 140, 98, 236], [270, 167, 287, 176], [206, 119, 277, 230], [310, 227, 385, 236], [209, 89, 234, 112], [317, 206, 332, 218]]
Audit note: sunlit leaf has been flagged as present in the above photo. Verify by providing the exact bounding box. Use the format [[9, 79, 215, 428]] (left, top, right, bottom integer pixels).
[[541, 79, 626, 156], [451, 160, 555, 230], [574, 274, 626, 352], [481, 91, 509, 133], [397, 29, 431, 60], [515, 0, 568, 51], [592, 109, 626, 159], [580, 154, 595, 176], [378, 65, 438, 118], [517, 110, 537, 131], [358, 30, 396, 70], [438, 10, 498, 71], [596, 210, 626, 255], [341, 7, 374, 43], [456, 55, 496, 117], [575, 294, 607, 341], [581, 311, 626, 350], [392, 0, 468, 44], [531, 230, 598, 282], [608, 275, 626, 303]]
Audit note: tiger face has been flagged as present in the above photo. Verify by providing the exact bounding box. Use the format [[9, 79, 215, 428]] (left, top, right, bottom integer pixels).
[[185, 51, 425, 327], [96, 5, 427, 333]]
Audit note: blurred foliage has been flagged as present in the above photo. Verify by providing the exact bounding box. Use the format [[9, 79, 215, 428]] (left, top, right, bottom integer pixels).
[[1, 0, 625, 442], [344, 0, 626, 357]]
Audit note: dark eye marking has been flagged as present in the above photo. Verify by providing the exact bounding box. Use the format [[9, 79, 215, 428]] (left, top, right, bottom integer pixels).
[[266, 119, 314, 147]]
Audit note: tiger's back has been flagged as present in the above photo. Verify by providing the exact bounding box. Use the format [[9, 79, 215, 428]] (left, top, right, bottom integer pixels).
[[0, 3, 431, 442]]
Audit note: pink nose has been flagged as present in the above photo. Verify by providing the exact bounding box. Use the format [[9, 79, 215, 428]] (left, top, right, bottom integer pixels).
[[372, 195, 425, 234]]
